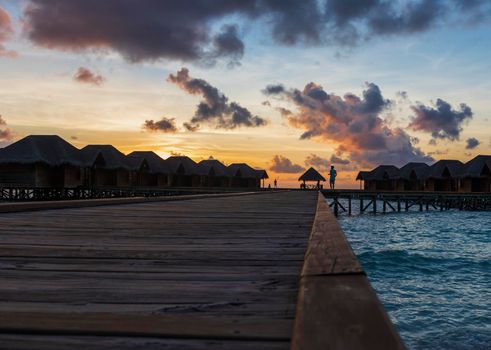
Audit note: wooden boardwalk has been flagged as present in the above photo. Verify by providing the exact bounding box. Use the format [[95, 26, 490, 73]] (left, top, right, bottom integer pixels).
[[0, 191, 318, 349]]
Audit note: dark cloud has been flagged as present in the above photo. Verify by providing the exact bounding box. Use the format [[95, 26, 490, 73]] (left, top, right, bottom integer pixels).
[[24, 1, 489, 64], [305, 154, 330, 172], [70, 136, 78, 140], [168, 68, 266, 130], [264, 81, 433, 167], [465, 137, 480, 150], [269, 155, 305, 173], [409, 98, 473, 141], [0, 6, 16, 57], [143, 117, 178, 133], [0, 115, 13, 144], [73, 67, 105, 86], [330, 155, 350, 165]]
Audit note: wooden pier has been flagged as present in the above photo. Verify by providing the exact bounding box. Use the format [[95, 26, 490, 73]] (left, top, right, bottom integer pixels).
[[0, 191, 403, 349], [322, 190, 491, 216]]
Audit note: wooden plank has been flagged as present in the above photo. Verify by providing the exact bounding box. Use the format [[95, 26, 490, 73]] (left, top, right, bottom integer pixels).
[[301, 194, 363, 276], [0, 312, 292, 341], [291, 275, 405, 350], [0, 334, 290, 350]]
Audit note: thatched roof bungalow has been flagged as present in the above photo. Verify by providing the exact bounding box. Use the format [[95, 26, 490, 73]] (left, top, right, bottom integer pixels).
[[364, 165, 399, 191], [396, 162, 429, 191], [165, 156, 199, 187], [255, 169, 269, 188], [459, 155, 491, 192], [227, 163, 260, 188], [196, 159, 229, 187], [0, 135, 83, 187], [80, 145, 142, 187], [127, 151, 169, 187], [425, 160, 464, 192]]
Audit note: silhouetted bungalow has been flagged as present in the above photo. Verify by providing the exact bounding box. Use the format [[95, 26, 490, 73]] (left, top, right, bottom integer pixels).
[[227, 163, 260, 188], [396, 162, 430, 191], [197, 159, 229, 187], [0, 135, 83, 187], [425, 160, 464, 192], [255, 169, 269, 188], [127, 151, 169, 187], [80, 145, 134, 187], [356, 171, 369, 189], [459, 155, 491, 192], [364, 165, 400, 191], [299, 167, 326, 189], [165, 156, 199, 187]]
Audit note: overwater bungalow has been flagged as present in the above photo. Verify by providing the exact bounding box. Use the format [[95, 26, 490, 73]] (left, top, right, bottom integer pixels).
[[80, 145, 137, 187], [396, 162, 430, 191], [299, 167, 326, 189], [165, 156, 199, 187], [196, 159, 229, 187], [459, 155, 491, 192], [227, 163, 260, 188], [0, 135, 83, 188], [425, 160, 464, 192], [255, 169, 269, 188], [364, 165, 400, 191], [127, 151, 169, 187], [356, 171, 369, 190]]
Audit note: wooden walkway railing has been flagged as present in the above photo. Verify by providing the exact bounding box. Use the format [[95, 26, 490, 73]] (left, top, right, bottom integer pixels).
[[291, 193, 405, 349]]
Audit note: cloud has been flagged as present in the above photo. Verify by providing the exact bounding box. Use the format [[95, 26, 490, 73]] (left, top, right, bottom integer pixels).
[[73, 67, 105, 86], [264, 81, 433, 167], [269, 155, 305, 173], [465, 137, 480, 150], [0, 6, 16, 57], [168, 68, 266, 130], [143, 117, 178, 133], [330, 155, 350, 165], [22, 1, 491, 64], [305, 154, 330, 171], [0, 115, 13, 145], [409, 98, 473, 141]]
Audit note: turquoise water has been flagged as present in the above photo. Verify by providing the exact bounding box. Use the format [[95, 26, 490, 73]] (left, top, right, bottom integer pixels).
[[337, 205, 491, 350]]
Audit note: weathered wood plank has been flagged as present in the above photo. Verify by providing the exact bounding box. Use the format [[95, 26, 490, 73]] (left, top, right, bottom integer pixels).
[[0, 334, 290, 350], [291, 275, 405, 350], [301, 194, 363, 276]]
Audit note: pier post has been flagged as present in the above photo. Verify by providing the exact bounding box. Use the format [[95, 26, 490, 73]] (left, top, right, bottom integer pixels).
[[373, 196, 377, 215], [348, 197, 352, 215], [334, 199, 338, 217], [405, 199, 409, 211], [419, 201, 423, 211], [397, 198, 401, 212], [383, 200, 386, 213], [360, 199, 364, 214]]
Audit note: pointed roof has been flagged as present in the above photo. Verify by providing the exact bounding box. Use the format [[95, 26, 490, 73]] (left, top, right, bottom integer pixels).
[[127, 151, 169, 174], [0, 135, 82, 166], [427, 159, 464, 179], [298, 167, 326, 182], [365, 165, 400, 181], [80, 145, 128, 169], [227, 163, 258, 178], [164, 156, 197, 175], [399, 162, 430, 180], [462, 155, 491, 178], [255, 169, 269, 180], [197, 159, 228, 177], [356, 171, 369, 181]]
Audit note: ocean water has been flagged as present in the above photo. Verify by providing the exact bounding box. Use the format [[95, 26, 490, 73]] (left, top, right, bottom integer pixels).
[[336, 202, 491, 350]]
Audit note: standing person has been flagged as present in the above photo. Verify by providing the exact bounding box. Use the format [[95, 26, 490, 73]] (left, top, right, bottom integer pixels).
[[329, 166, 337, 189], [274, 179, 277, 188]]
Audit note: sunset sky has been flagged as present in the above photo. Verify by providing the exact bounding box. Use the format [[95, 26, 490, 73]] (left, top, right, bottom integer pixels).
[[0, 0, 490, 187]]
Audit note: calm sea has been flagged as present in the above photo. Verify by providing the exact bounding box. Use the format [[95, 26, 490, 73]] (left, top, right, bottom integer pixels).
[[336, 203, 491, 350]]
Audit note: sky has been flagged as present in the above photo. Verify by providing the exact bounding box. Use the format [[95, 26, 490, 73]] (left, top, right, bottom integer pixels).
[[0, 0, 490, 188]]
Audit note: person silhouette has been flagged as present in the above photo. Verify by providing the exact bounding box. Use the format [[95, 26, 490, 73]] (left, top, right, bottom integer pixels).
[[329, 166, 337, 189], [274, 179, 277, 188]]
